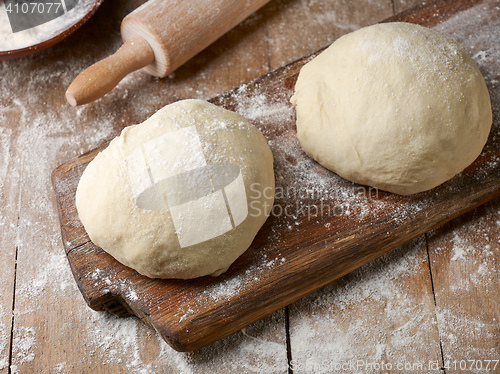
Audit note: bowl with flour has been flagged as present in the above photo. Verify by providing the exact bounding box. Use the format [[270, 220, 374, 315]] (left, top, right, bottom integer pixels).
[[0, 0, 103, 60]]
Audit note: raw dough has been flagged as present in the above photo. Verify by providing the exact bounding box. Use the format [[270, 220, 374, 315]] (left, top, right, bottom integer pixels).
[[290, 22, 492, 195], [76, 99, 275, 279]]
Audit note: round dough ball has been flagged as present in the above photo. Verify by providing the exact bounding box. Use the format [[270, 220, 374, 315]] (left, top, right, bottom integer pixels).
[[290, 22, 492, 195], [76, 99, 274, 279]]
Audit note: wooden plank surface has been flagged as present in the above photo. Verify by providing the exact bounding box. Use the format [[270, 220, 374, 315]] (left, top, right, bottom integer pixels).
[[288, 237, 444, 372], [0, 122, 18, 374], [0, 0, 498, 372], [428, 198, 500, 373], [52, 0, 500, 353]]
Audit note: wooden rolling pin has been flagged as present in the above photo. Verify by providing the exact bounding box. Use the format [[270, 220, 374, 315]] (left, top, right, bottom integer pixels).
[[66, 0, 270, 106]]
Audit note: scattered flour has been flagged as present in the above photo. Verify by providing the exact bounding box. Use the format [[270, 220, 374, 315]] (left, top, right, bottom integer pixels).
[[303, 0, 361, 33], [0, 39, 118, 371], [236, 93, 294, 122], [76, 308, 287, 373], [0, 0, 498, 372], [16, 250, 75, 300], [450, 233, 474, 261], [426, 199, 499, 373], [0, 126, 12, 199], [288, 237, 443, 373], [0, 304, 8, 371], [12, 327, 36, 365], [52, 362, 66, 373], [436, 307, 499, 363]]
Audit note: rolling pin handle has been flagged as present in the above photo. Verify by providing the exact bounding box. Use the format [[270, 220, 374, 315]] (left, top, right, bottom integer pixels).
[[65, 36, 155, 106]]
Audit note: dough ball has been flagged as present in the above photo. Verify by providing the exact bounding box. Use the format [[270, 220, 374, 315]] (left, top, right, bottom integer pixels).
[[76, 99, 274, 279], [290, 22, 492, 195]]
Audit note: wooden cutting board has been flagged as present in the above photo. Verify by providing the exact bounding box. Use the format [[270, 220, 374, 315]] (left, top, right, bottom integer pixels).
[[52, 0, 500, 352]]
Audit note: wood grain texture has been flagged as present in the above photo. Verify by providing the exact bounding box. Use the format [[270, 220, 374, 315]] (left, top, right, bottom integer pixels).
[[387, 0, 484, 26], [288, 237, 444, 371], [427, 198, 500, 372], [0, 124, 18, 374], [262, 0, 394, 71], [52, 0, 500, 352], [394, 0, 439, 14]]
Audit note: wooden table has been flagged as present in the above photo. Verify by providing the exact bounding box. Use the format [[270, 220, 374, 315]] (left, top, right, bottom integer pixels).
[[0, 0, 498, 373]]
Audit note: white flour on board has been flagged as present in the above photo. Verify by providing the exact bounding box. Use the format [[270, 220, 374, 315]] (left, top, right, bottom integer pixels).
[[12, 327, 36, 365], [288, 237, 441, 372], [0, 0, 498, 372], [432, 203, 500, 364], [0, 0, 98, 52], [0, 126, 12, 199], [0, 304, 8, 370], [0, 127, 12, 371], [450, 232, 475, 261], [0, 44, 117, 370]]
